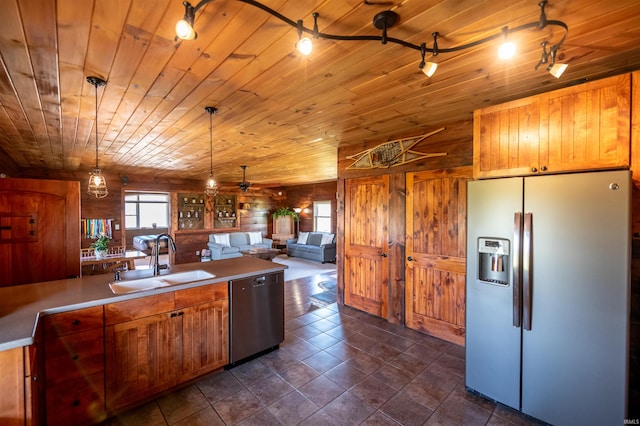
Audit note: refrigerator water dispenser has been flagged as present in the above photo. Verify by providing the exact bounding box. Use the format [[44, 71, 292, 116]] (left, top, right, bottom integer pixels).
[[477, 238, 510, 285]]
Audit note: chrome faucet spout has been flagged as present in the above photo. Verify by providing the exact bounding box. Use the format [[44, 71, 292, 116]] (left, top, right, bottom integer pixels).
[[153, 233, 177, 276]]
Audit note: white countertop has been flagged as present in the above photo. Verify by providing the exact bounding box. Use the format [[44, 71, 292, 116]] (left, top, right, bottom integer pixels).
[[0, 257, 286, 351]]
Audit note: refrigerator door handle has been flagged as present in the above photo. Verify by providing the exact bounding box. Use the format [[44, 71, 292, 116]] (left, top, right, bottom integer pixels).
[[513, 212, 522, 327], [522, 212, 533, 330]]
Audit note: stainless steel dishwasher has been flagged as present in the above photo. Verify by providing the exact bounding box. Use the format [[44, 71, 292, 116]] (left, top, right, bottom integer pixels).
[[229, 271, 284, 365]]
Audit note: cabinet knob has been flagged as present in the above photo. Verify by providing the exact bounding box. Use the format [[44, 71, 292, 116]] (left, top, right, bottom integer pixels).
[[72, 319, 80, 325], [531, 167, 537, 173], [72, 353, 79, 361], [540, 165, 547, 171], [73, 400, 80, 407]]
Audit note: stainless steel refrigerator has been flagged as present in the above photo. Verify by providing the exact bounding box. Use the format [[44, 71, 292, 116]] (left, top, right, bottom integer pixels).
[[465, 170, 630, 426]]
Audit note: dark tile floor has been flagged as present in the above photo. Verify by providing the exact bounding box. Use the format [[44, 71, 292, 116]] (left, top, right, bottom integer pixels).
[[103, 271, 542, 426]]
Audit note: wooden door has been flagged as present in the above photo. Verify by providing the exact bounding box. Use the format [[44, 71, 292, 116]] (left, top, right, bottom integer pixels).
[[0, 178, 80, 286], [179, 300, 229, 381], [344, 176, 389, 318], [405, 168, 471, 346], [105, 313, 178, 411]]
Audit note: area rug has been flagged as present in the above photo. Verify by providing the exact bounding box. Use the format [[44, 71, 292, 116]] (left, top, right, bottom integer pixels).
[[272, 254, 336, 281], [310, 278, 337, 307]]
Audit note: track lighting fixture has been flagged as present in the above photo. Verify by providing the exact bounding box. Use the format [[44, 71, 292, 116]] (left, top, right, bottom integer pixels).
[[535, 40, 568, 78], [204, 106, 219, 197], [497, 27, 516, 60], [86, 76, 108, 199], [176, 0, 568, 78], [419, 33, 439, 78]]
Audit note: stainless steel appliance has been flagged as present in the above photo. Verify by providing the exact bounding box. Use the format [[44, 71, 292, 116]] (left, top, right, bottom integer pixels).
[[466, 170, 630, 425], [229, 271, 284, 365]]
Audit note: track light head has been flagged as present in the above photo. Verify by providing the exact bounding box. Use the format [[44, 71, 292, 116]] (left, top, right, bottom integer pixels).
[[176, 1, 197, 40]]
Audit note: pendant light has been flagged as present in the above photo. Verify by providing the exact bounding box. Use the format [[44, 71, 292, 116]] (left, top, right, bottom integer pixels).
[[204, 106, 219, 196], [86, 76, 108, 199]]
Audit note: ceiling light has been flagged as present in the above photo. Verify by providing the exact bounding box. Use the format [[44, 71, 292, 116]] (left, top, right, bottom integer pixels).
[[238, 165, 251, 192], [177, 0, 568, 78], [548, 62, 567, 79], [535, 40, 568, 78], [204, 106, 218, 197], [497, 27, 515, 60], [419, 33, 439, 78], [176, 1, 197, 40], [86, 76, 108, 199]]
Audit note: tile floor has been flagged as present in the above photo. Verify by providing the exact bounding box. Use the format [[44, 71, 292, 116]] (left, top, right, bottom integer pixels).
[[102, 272, 542, 426]]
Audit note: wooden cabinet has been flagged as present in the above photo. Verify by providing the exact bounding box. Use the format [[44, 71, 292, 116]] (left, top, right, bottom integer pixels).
[[0, 347, 26, 426], [178, 193, 206, 230], [473, 73, 631, 178], [105, 283, 228, 412], [43, 306, 105, 426], [213, 194, 238, 229]]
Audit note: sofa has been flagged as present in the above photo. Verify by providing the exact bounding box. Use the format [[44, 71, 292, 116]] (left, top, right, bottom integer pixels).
[[207, 232, 273, 260], [286, 232, 336, 263]]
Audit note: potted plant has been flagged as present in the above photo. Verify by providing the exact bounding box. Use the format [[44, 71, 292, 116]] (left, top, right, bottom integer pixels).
[[90, 233, 110, 259], [272, 207, 299, 220]]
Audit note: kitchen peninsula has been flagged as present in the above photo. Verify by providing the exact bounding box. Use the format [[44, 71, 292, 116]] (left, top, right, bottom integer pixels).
[[0, 257, 286, 425]]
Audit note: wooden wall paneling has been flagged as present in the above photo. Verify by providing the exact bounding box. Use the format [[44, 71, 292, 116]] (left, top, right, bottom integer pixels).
[[387, 173, 406, 325], [280, 182, 338, 234]]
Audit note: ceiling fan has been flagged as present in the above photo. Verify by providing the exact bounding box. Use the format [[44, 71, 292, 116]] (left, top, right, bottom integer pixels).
[[238, 165, 252, 192]]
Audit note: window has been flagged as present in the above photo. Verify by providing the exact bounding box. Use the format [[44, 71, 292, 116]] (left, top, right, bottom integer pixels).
[[313, 201, 332, 232], [125, 192, 169, 229]]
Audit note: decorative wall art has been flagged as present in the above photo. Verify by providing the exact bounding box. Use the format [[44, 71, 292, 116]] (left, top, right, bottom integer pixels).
[[346, 127, 447, 169]]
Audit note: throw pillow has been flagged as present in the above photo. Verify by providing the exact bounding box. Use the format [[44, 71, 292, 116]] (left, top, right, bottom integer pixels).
[[248, 231, 262, 245], [298, 232, 309, 244], [320, 233, 334, 245], [213, 233, 230, 247]]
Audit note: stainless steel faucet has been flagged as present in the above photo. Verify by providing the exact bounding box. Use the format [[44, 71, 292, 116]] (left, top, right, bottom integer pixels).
[[153, 233, 177, 276]]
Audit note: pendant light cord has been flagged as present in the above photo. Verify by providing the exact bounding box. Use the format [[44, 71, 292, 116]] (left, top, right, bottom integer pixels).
[[209, 111, 213, 174], [94, 82, 99, 169]]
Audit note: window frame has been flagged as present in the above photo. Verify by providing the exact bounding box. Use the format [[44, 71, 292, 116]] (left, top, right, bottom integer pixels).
[[313, 200, 332, 233], [124, 191, 170, 230]]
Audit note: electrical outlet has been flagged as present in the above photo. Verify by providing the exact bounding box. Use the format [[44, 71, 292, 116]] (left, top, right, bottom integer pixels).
[[195, 250, 200, 256]]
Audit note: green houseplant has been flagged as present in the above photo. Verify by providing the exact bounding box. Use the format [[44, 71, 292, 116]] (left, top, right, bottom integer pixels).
[[272, 207, 299, 221], [90, 233, 110, 258]]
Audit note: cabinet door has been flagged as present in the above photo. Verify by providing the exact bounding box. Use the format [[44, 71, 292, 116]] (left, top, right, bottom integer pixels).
[[179, 299, 229, 381], [105, 312, 179, 411], [474, 74, 630, 178], [0, 347, 25, 426]]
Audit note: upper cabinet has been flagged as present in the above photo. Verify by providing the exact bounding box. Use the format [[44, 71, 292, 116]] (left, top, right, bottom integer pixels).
[[213, 194, 237, 229], [177, 193, 205, 230], [473, 73, 631, 178], [175, 193, 238, 232]]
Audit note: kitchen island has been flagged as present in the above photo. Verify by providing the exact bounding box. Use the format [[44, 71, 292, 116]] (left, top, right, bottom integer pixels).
[[0, 256, 286, 426]]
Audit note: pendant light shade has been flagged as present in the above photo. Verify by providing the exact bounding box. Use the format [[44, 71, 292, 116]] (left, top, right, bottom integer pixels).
[[86, 76, 108, 199], [204, 106, 218, 197]]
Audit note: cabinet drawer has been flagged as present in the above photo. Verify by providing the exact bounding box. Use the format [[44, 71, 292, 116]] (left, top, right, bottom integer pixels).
[[45, 328, 104, 386], [44, 305, 104, 338], [46, 372, 105, 426], [105, 292, 175, 325], [175, 282, 228, 308]]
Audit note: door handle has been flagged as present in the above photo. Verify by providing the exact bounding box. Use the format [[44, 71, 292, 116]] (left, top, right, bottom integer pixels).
[[407, 256, 413, 261], [380, 253, 387, 257], [522, 213, 533, 331], [513, 213, 522, 328]]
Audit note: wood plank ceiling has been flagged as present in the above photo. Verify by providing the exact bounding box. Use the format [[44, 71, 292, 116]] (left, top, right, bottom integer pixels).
[[0, 0, 639, 187]]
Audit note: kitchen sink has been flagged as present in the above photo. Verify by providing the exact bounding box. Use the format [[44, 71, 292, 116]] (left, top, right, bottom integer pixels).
[[109, 270, 216, 294]]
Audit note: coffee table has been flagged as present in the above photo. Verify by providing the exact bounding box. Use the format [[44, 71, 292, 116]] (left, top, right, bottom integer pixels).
[[239, 248, 281, 261]]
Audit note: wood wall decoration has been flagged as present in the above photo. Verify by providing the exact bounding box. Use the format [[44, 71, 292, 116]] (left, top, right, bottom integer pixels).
[[346, 128, 447, 169]]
